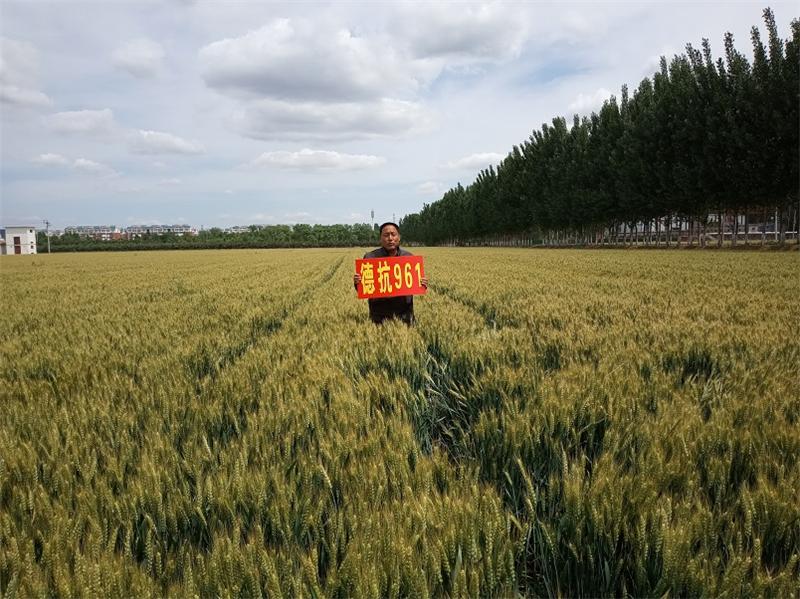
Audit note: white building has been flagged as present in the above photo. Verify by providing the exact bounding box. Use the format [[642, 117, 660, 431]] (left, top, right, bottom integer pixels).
[[126, 224, 195, 237], [63, 225, 122, 240], [0, 226, 37, 255]]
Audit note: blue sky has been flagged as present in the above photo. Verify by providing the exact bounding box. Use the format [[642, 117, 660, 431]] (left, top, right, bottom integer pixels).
[[1, 1, 795, 230]]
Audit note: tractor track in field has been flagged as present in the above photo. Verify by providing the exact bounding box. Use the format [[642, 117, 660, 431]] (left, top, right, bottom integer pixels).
[[429, 282, 521, 330], [187, 256, 345, 388]]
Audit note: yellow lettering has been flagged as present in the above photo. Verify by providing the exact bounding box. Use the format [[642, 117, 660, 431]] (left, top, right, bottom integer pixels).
[[377, 261, 392, 293], [393, 263, 402, 290], [360, 262, 375, 295]]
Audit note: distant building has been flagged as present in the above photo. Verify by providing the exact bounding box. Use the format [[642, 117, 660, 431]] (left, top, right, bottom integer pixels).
[[0, 226, 37, 255], [225, 226, 251, 234], [63, 225, 123, 240], [126, 224, 195, 238]]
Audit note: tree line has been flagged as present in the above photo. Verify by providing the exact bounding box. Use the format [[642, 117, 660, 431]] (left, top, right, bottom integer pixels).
[[40, 223, 378, 252], [400, 8, 799, 247]]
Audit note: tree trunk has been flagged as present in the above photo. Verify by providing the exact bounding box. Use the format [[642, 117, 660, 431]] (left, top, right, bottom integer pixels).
[[794, 199, 800, 242], [732, 209, 738, 247], [744, 208, 749, 246], [779, 204, 787, 244], [700, 217, 706, 248], [761, 205, 767, 246], [774, 207, 779, 242], [718, 210, 723, 248]]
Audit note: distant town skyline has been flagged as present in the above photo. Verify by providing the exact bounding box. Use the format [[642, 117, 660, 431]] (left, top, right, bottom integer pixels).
[[2, 1, 795, 230]]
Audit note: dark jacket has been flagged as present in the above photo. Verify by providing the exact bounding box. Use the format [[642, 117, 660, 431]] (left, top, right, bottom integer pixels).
[[361, 246, 414, 324]]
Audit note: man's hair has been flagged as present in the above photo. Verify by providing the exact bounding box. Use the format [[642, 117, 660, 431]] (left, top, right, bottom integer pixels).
[[379, 222, 400, 234]]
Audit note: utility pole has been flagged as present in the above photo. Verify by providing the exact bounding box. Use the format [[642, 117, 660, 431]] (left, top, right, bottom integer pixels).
[[43, 219, 51, 253]]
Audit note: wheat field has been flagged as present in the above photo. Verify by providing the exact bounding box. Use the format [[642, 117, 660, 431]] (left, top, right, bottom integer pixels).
[[1, 248, 798, 597]]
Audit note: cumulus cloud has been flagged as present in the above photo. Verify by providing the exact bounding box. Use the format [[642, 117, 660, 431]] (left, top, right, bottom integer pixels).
[[200, 17, 439, 141], [73, 158, 116, 175], [568, 88, 613, 113], [391, 3, 528, 62], [1, 85, 52, 108], [247, 149, 385, 171], [200, 18, 429, 102], [237, 97, 430, 141], [443, 152, 504, 170], [129, 130, 204, 154], [0, 37, 53, 108], [32, 152, 70, 166], [112, 38, 165, 78], [32, 153, 117, 175], [46, 109, 117, 136]]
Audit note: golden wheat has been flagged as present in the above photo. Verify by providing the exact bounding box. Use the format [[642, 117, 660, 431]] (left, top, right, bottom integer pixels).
[[0, 248, 798, 597]]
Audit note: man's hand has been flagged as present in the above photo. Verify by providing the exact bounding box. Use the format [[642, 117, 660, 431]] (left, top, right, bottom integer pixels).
[[353, 272, 362, 290], [421, 276, 428, 289]]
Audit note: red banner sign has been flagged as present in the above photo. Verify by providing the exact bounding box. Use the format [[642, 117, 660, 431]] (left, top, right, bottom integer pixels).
[[356, 255, 426, 299]]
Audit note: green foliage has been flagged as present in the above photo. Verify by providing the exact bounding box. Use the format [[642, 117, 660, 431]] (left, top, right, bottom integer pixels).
[[45, 223, 379, 252]]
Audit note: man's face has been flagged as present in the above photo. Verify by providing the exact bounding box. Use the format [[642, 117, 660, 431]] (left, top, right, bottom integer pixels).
[[380, 225, 400, 252]]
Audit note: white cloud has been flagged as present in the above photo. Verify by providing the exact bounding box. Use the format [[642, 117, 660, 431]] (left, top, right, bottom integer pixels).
[[391, 3, 528, 62], [112, 38, 165, 78], [0, 37, 53, 108], [200, 16, 442, 142], [73, 158, 116, 175], [45, 109, 117, 136], [157, 178, 182, 185], [236, 97, 430, 141], [247, 148, 385, 171], [33, 152, 116, 176], [416, 181, 447, 196], [200, 18, 429, 102], [129, 130, 204, 155], [1, 84, 52, 108], [568, 88, 613, 114], [443, 152, 504, 171], [33, 153, 69, 166]]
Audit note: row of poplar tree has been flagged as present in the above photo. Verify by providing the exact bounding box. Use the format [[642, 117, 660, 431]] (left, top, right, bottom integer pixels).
[[400, 8, 799, 246]]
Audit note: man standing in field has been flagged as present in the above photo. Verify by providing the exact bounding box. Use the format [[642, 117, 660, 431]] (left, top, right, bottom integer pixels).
[[354, 222, 427, 325]]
